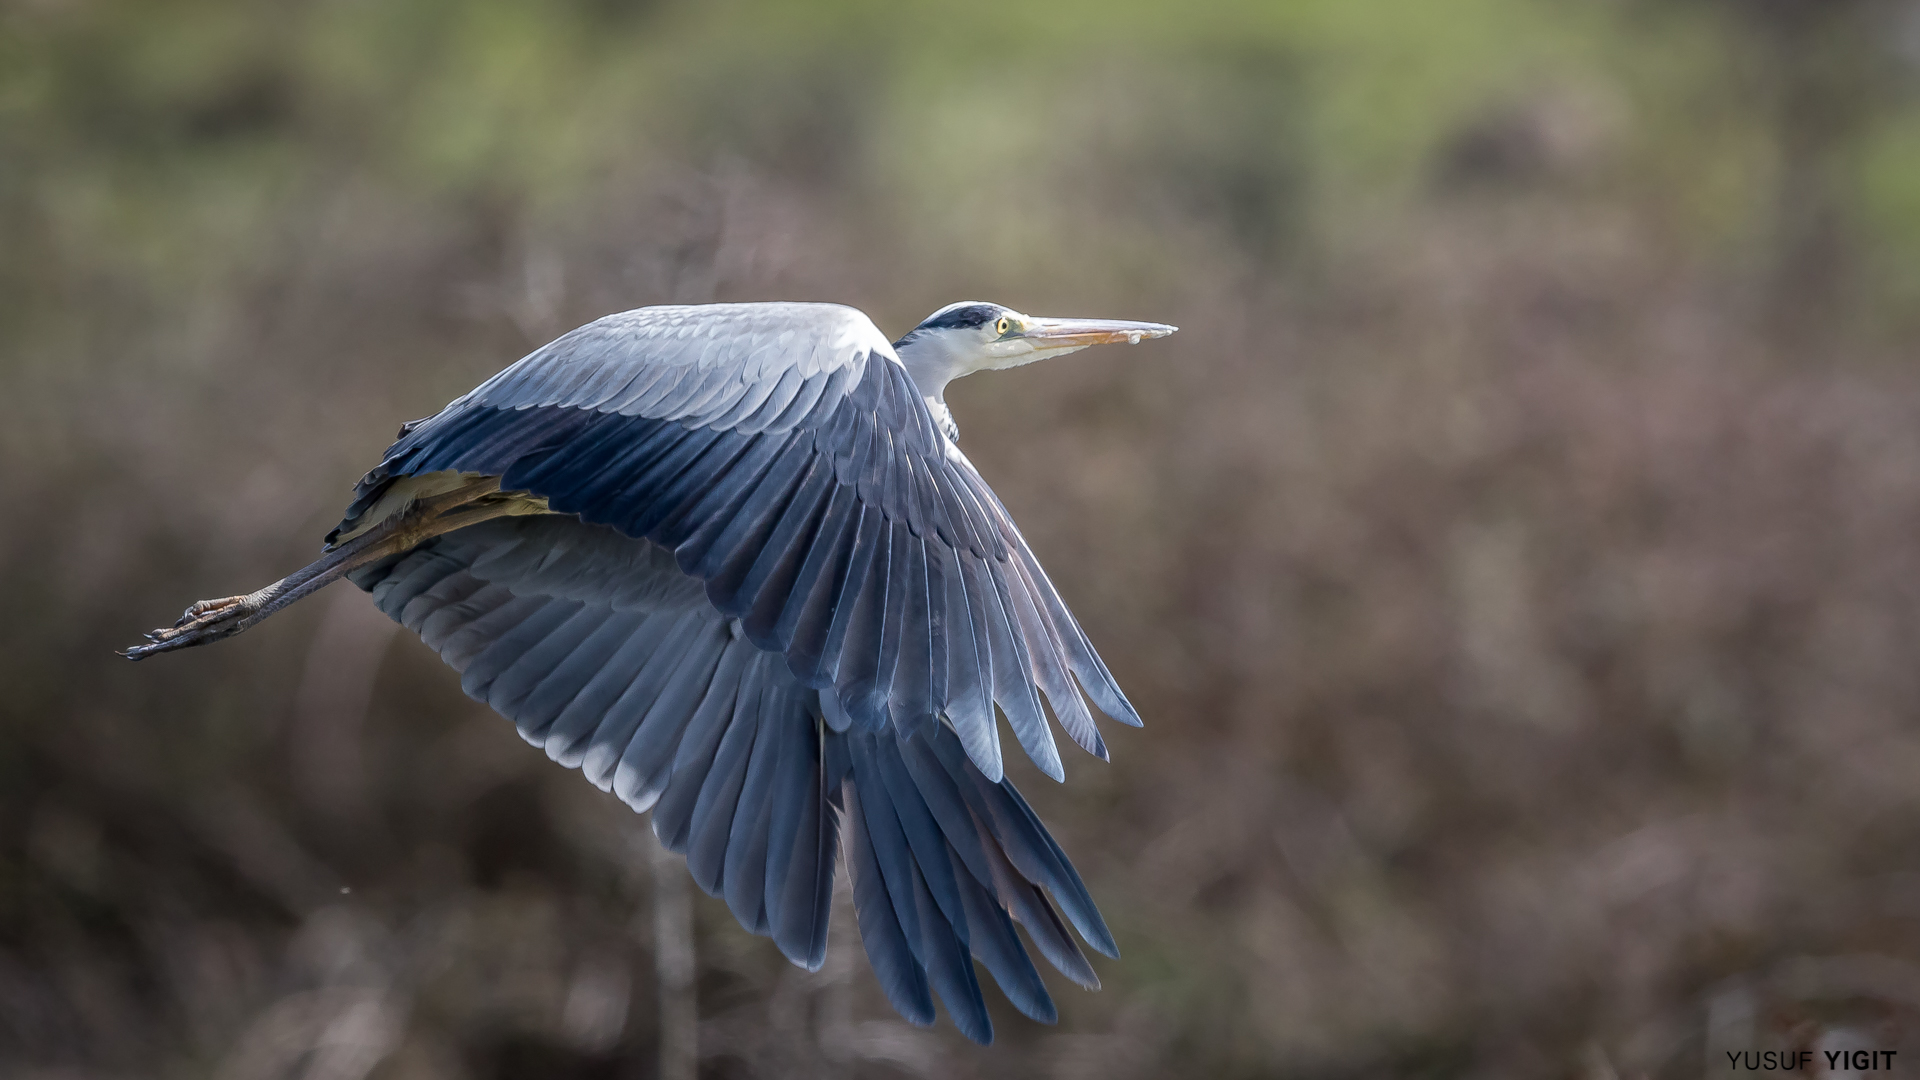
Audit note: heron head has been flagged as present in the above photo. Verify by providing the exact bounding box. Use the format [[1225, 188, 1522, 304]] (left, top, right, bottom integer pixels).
[[893, 301, 1176, 401]]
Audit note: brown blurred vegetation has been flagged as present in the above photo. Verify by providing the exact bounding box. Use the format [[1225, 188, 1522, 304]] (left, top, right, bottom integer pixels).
[[11, 0, 1920, 1076]]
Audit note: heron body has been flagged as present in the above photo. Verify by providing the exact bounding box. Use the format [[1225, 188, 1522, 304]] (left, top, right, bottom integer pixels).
[[130, 299, 1174, 1043]]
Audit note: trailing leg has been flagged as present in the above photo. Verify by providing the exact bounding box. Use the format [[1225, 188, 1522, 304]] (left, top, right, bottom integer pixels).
[[123, 478, 518, 660]]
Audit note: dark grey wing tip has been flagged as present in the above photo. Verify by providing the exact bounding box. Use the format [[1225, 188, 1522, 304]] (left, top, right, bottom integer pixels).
[[1102, 694, 1145, 729], [1086, 916, 1121, 959]]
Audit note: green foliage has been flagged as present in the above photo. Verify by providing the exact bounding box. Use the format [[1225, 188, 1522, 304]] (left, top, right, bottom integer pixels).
[[2, 0, 1888, 289]]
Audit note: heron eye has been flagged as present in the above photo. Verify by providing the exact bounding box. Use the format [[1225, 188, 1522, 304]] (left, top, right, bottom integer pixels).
[[994, 317, 1011, 336]]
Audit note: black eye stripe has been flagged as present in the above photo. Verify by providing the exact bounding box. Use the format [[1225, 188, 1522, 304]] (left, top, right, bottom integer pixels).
[[917, 304, 1002, 331]]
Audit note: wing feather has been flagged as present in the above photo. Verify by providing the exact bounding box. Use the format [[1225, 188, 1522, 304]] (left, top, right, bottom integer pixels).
[[685, 674, 762, 895], [400, 570, 490, 634], [723, 696, 785, 932], [563, 609, 714, 770], [601, 617, 733, 803], [415, 581, 517, 651], [517, 611, 650, 740], [814, 503, 882, 686], [890, 534, 936, 740], [441, 594, 552, 672], [730, 457, 836, 638], [766, 716, 838, 969], [654, 649, 761, 850], [844, 782, 936, 1026], [485, 603, 615, 715], [943, 550, 1009, 778], [831, 516, 893, 729], [771, 481, 861, 679], [954, 856, 1055, 1024], [1004, 557, 1106, 762], [676, 430, 810, 581], [978, 560, 1053, 783], [369, 548, 466, 616], [538, 611, 683, 756], [350, 516, 1116, 1043]]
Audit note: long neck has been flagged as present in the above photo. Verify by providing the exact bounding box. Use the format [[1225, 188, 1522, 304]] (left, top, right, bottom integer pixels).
[[926, 399, 960, 444], [893, 332, 970, 444], [892, 332, 971, 404]]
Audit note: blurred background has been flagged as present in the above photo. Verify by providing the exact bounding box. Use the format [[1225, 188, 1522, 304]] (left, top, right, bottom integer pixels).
[[12, 0, 1920, 1076]]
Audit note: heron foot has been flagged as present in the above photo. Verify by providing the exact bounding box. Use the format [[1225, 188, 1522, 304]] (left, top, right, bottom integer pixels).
[[178, 595, 254, 625], [122, 593, 263, 660], [171, 594, 262, 634]]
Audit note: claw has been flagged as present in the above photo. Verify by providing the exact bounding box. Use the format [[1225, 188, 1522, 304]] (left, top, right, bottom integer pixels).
[[124, 594, 262, 660]]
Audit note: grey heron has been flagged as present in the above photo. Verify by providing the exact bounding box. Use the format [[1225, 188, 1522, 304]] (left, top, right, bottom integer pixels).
[[127, 300, 1175, 1043]]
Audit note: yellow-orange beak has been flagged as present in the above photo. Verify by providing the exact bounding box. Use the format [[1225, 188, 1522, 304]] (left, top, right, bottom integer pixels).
[[1016, 316, 1178, 349]]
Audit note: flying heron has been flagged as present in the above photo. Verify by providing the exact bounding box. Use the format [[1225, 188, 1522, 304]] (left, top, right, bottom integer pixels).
[[127, 300, 1175, 1043]]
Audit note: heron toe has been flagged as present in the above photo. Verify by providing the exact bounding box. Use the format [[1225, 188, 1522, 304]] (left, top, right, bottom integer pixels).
[[177, 595, 251, 628]]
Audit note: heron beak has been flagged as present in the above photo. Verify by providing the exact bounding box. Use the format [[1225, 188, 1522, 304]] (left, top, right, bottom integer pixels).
[[1017, 317, 1178, 349]]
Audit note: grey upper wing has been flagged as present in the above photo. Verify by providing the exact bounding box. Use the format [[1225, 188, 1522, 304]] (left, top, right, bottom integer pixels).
[[336, 303, 1140, 784], [348, 514, 1115, 1044]]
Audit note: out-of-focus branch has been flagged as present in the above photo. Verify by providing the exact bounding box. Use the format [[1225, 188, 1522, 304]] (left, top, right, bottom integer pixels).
[[649, 837, 697, 1080]]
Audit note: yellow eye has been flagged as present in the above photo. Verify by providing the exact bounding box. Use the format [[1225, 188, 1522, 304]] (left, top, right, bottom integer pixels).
[[994, 317, 1011, 336]]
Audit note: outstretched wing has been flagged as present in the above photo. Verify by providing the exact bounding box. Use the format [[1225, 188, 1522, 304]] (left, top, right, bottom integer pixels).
[[349, 515, 1116, 1043], [334, 302, 1140, 784]]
